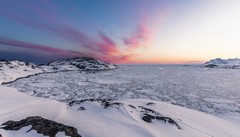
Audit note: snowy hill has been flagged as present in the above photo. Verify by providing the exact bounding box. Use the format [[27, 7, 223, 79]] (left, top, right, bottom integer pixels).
[[0, 86, 239, 137], [205, 58, 240, 69], [46, 57, 117, 71], [0, 60, 43, 84], [0, 57, 118, 84]]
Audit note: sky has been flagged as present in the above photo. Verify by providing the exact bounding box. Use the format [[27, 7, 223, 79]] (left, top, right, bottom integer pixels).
[[0, 0, 240, 64]]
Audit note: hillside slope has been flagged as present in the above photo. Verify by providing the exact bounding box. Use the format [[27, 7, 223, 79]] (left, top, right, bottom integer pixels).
[[0, 86, 239, 137], [0, 57, 117, 84]]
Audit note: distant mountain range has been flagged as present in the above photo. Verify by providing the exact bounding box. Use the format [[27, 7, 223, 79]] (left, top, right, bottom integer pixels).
[[205, 58, 240, 69], [0, 57, 117, 84]]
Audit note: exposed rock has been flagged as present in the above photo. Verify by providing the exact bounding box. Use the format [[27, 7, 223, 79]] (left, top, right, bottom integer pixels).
[[205, 64, 218, 68], [128, 104, 136, 109], [68, 98, 123, 109], [142, 114, 181, 129], [136, 105, 181, 129], [78, 107, 85, 111], [1, 116, 82, 137], [68, 99, 181, 130], [139, 106, 160, 115], [146, 102, 155, 106], [142, 115, 153, 123]]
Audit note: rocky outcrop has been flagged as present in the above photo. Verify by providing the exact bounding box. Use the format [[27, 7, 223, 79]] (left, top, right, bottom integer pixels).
[[68, 98, 123, 110], [142, 114, 181, 129], [68, 99, 181, 130], [1, 116, 82, 137]]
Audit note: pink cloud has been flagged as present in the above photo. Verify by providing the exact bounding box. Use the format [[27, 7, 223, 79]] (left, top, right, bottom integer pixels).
[[95, 31, 119, 55], [0, 1, 175, 63], [123, 23, 152, 50], [99, 54, 134, 63], [0, 1, 126, 62], [122, 6, 174, 52]]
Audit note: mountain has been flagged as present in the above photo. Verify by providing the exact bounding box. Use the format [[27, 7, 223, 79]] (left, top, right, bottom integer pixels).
[[46, 57, 117, 71], [0, 60, 43, 84], [0, 57, 118, 84], [205, 58, 240, 69]]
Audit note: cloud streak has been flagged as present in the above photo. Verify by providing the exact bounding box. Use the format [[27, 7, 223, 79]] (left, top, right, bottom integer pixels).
[[0, 0, 127, 62], [0, 36, 84, 57], [123, 23, 152, 50], [0, 0, 174, 63]]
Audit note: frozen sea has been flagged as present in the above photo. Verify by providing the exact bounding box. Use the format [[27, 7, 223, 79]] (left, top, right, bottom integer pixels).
[[5, 65, 240, 124]]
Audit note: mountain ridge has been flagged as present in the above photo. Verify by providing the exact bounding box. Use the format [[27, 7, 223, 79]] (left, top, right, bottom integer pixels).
[[205, 58, 240, 69], [0, 57, 117, 84]]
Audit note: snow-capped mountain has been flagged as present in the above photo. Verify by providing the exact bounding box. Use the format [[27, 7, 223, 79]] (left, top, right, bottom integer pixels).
[[0, 57, 118, 84], [0, 60, 43, 84], [46, 57, 117, 71], [205, 58, 240, 69]]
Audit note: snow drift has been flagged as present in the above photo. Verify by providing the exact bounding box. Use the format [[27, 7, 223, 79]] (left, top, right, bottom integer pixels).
[[0, 86, 239, 137]]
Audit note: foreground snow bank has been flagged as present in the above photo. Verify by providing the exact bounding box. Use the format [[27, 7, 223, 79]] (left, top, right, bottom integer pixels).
[[0, 86, 239, 137]]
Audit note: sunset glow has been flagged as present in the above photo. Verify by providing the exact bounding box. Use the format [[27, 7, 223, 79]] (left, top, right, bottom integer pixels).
[[1, 0, 240, 64]]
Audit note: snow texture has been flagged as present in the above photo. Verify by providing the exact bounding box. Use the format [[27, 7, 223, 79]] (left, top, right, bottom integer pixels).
[[0, 86, 239, 137], [0, 60, 43, 84], [4, 65, 240, 125]]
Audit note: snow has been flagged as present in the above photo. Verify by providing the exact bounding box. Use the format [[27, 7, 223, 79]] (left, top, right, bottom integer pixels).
[[205, 58, 240, 69], [0, 57, 117, 85], [0, 126, 47, 137], [0, 86, 239, 137], [6, 65, 240, 124], [1, 59, 240, 136], [0, 60, 43, 84]]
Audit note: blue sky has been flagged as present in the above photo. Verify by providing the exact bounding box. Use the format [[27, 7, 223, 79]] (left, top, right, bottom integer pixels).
[[0, 0, 240, 64]]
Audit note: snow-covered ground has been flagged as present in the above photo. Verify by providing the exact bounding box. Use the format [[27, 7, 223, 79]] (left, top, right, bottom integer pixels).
[[1, 62, 240, 136], [0, 86, 239, 137], [5, 65, 240, 125]]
